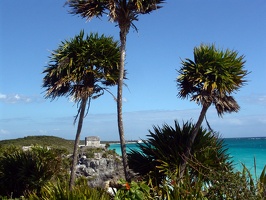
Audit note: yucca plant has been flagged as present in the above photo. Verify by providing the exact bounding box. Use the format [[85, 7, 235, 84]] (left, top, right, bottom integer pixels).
[[257, 166, 266, 198], [240, 162, 266, 199], [203, 162, 266, 199], [159, 171, 207, 200], [128, 120, 233, 186]]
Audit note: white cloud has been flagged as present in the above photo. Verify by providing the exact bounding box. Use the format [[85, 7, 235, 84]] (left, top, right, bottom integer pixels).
[[0, 92, 42, 104], [14, 94, 20, 100], [1, 108, 265, 140], [0, 93, 7, 99], [242, 94, 266, 106], [36, 130, 48, 134], [123, 97, 128, 102], [258, 117, 266, 124], [258, 95, 266, 104], [0, 129, 9, 135], [224, 118, 244, 126]]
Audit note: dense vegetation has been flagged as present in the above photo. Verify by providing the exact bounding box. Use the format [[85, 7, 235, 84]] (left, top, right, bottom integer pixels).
[[0, 130, 265, 199], [0, 145, 69, 198], [2, 0, 264, 198], [128, 121, 266, 199], [0, 136, 75, 153]]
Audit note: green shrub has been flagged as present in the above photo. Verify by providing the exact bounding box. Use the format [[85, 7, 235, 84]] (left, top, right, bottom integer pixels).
[[28, 178, 110, 200], [0, 146, 68, 198], [114, 179, 151, 200], [102, 153, 107, 158], [127, 120, 266, 199], [81, 148, 119, 159]]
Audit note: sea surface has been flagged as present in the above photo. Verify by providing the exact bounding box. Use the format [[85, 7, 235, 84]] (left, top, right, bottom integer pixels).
[[109, 137, 266, 177]]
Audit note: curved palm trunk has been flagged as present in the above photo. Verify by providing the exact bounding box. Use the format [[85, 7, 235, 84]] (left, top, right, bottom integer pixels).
[[179, 104, 210, 179], [117, 29, 130, 182], [69, 97, 88, 190]]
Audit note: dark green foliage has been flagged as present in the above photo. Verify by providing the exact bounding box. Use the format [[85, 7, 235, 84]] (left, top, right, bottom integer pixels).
[[0, 146, 68, 198], [80, 147, 119, 159], [156, 170, 262, 200], [128, 120, 266, 199], [204, 170, 256, 199], [257, 165, 266, 198], [201, 163, 266, 199], [128, 120, 233, 185]]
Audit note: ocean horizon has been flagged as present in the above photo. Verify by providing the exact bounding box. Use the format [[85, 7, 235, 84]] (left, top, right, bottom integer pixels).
[[108, 137, 266, 177]]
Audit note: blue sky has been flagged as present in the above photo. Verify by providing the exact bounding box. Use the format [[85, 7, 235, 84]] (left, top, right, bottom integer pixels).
[[0, 0, 266, 141]]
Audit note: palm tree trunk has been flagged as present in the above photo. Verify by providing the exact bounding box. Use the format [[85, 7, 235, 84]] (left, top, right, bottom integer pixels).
[[69, 98, 88, 190], [179, 104, 210, 179], [117, 29, 130, 182]]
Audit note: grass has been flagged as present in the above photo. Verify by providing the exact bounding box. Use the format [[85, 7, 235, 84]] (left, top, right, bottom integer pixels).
[[0, 135, 120, 154], [0, 135, 76, 153]]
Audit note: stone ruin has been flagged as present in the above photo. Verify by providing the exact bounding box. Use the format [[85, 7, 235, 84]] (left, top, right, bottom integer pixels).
[[84, 136, 105, 148]]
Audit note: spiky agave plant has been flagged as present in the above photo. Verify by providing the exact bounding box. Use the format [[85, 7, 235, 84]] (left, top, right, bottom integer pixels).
[[128, 120, 233, 185]]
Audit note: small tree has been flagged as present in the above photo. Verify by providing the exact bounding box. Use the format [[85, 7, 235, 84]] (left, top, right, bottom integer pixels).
[[43, 31, 121, 189], [176, 44, 249, 177]]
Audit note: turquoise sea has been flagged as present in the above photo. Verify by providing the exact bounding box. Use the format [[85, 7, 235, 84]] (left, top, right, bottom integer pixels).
[[109, 137, 266, 177]]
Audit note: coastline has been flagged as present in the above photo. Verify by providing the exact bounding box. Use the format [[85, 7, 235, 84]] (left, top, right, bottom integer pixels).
[[102, 140, 144, 145]]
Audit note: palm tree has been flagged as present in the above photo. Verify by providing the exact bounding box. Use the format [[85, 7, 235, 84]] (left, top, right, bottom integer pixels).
[[42, 30, 121, 189], [66, 0, 165, 181], [176, 44, 249, 177]]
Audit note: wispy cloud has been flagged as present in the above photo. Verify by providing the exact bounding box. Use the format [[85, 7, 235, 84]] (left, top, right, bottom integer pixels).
[[1, 108, 265, 140], [0, 129, 10, 135], [0, 93, 43, 104], [241, 94, 266, 106], [258, 95, 266, 105]]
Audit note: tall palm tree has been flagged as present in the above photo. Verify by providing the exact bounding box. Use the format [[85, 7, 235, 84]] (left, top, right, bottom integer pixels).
[[66, 0, 165, 181], [176, 44, 249, 177], [42, 30, 121, 189]]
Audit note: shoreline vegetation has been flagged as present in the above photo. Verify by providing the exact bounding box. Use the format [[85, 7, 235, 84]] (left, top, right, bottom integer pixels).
[[0, 135, 265, 199], [1, 135, 265, 146], [0, 135, 145, 147]]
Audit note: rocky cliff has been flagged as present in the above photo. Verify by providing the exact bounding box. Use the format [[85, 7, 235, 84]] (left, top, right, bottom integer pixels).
[[75, 151, 125, 188]]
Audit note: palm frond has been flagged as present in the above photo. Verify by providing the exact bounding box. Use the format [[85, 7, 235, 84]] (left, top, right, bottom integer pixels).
[[128, 120, 233, 185], [43, 30, 121, 103], [66, 0, 165, 33], [177, 44, 249, 116]]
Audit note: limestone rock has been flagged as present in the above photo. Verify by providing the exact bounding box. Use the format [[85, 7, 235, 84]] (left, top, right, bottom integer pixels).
[[75, 151, 125, 188]]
